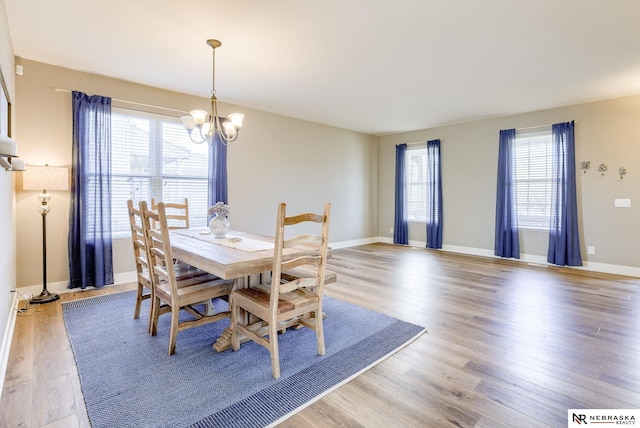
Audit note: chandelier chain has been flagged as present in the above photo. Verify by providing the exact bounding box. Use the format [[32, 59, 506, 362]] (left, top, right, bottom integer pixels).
[[211, 46, 216, 97]]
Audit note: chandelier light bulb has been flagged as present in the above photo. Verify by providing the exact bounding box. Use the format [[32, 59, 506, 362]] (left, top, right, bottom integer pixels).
[[228, 113, 245, 128], [190, 110, 208, 126]]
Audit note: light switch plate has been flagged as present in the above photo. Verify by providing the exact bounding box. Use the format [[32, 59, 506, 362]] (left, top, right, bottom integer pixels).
[[614, 198, 631, 208]]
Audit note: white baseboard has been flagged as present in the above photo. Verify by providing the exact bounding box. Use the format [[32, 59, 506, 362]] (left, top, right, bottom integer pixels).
[[0, 293, 19, 401], [330, 237, 379, 249], [571, 261, 640, 277], [375, 237, 640, 278], [18, 270, 138, 298]]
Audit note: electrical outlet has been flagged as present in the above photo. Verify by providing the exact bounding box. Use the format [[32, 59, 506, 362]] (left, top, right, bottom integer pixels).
[[587, 246, 595, 255], [390, 227, 394, 234]]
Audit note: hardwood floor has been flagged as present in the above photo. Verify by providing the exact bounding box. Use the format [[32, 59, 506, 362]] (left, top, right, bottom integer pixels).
[[2, 243, 639, 427]]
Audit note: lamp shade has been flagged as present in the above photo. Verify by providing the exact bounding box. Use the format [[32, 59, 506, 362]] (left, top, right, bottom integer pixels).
[[228, 113, 244, 128], [0, 134, 18, 157], [10, 157, 26, 171], [190, 109, 208, 126], [23, 165, 69, 191]]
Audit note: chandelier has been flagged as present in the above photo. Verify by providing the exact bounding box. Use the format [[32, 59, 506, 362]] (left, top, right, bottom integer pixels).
[[181, 39, 244, 146]]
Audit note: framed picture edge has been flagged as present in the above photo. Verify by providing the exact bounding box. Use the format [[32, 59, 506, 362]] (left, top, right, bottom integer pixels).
[[0, 65, 11, 138]]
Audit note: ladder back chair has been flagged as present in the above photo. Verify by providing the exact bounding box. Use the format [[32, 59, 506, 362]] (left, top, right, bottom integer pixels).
[[127, 199, 154, 332], [151, 197, 190, 230], [140, 200, 233, 355], [128, 200, 218, 333], [230, 202, 331, 379]]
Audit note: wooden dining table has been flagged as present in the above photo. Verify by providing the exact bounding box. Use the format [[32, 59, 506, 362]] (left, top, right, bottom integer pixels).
[[170, 228, 322, 351]]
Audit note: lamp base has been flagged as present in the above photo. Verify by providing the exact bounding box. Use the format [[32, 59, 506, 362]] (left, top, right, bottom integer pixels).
[[30, 289, 60, 304]]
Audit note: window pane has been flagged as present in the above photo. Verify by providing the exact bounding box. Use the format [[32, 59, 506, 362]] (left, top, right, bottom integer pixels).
[[111, 109, 209, 237], [406, 146, 427, 221], [112, 114, 150, 175], [162, 178, 209, 229], [112, 175, 151, 235], [514, 128, 552, 230], [162, 122, 209, 178]]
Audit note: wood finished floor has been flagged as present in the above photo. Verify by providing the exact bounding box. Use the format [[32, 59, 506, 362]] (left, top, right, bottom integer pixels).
[[2, 243, 639, 427]]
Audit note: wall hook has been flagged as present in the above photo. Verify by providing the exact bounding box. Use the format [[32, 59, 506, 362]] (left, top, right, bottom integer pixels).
[[619, 167, 627, 180], [580, 161, 590, 174], [598, 163, 608, 176]]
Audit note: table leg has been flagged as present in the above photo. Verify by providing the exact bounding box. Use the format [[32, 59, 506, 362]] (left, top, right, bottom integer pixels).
[[212, 276, 245, 352]]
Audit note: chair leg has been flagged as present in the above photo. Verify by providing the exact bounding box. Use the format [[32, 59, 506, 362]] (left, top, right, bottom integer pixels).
[[150, 296, 160, 337], [146, 317, 152, 335], [168, 306, 179, 355], [269, 321, 281, 379], [230, 297, 240, 351], [146, 294, 153, 334], [203, 299, 215, 316], [316, 309, 325, 356], [133, 283, 143, 319]]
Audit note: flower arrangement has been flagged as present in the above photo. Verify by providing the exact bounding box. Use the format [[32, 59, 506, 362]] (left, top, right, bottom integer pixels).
[[208, 201, 230, 218]]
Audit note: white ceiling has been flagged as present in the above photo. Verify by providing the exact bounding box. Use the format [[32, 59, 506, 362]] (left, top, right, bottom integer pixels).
[[4, 0, 640, 135]]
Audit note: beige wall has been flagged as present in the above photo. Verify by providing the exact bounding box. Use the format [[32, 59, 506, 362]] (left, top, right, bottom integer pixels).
[[13, 56, 640, 291], [378, 95, 640, 271], [14, 59, 378, 289]]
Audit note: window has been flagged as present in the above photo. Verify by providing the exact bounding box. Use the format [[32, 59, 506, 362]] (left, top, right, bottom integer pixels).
[[514, 127, 553, 230], [406, 146, 427, 221], [111, 108, 209, 238]]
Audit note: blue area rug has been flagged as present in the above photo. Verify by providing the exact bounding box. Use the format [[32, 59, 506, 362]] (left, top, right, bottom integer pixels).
[[62, 290, 425, 428]]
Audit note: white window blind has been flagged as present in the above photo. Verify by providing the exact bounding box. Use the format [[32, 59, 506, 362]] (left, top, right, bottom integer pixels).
[[111, 108, 210, 238], [514, 127, 553, 230], [406, 145, 427, 222]]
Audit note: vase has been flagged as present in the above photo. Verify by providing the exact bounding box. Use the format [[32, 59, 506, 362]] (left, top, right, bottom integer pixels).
[[209, 214, 230, 238]]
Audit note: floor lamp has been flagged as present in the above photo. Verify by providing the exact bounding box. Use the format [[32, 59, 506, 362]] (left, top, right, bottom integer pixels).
[[23, 164, 69, 304]]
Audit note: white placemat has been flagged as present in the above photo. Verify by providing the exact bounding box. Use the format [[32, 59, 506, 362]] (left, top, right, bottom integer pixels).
[[182, 230, 274, 252], [215, 236, 274, 252]]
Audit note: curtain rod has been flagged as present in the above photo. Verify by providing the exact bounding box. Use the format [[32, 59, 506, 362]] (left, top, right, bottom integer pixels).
[[516, 124, 553, 131], [405, 139, 443, 146], [54, 88, 189, 114], [518, 121, 576, 131]]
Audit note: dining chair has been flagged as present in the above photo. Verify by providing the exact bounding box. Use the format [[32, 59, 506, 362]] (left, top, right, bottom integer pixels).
[[127, 199, 155, 332], [230, 202, 331, 379], [127, 199, 217, 333], [150, 197, 219, 316], [151, 197, 189, 230], [141, 200, 234, 355]]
